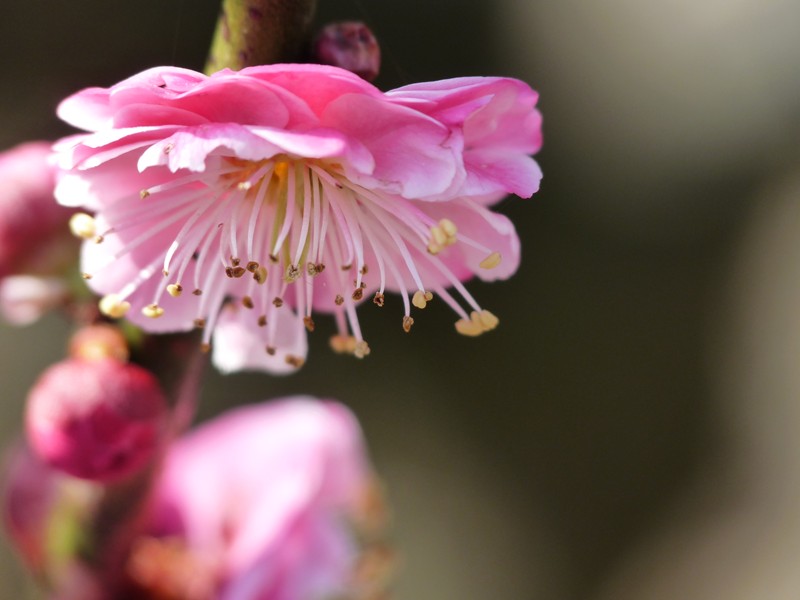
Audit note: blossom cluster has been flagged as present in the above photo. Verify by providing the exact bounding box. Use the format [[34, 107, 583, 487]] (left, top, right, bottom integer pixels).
[[0, 30, 541, 599]]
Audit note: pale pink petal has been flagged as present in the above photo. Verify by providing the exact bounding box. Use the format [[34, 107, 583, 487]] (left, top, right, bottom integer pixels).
[[0, 276, 68, 326], [211, 305, 308, 375]]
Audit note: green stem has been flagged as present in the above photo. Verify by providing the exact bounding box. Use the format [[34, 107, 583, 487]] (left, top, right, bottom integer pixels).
[[205, 0, 317, 73]]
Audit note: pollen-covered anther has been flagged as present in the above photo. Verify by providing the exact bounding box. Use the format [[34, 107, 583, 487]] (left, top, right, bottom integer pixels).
[[284, 264, 301, 283], [479, 252, 503, 270], [237, 181, 252, 191], [354, 340, 371, 359], [139, 189, 150, 199], [303, 316, 315, 332], [412, 290, 434, 309], [231, 266, 246, 278], [269, 254, 279, 263], [231, 257, 241, 267], [272, 297, 284, 308], [253, 266, 267, 284], [285, 355, 305, 368], [242, 296, 254, 309], [454, 309, 500, 337], [246, 261, 259, 272], [360, 264, 369, 275], [142, 304, 165, 319], [352, 288, 364, 301], [335, 294, 344, 306], [81, 272, 92, 280], [257, 315, 267, 327], [402, 315, 414, 333], [193, 318, 205, 329], [99, 294, 130, 319], [166, 283, 183, 297], [330, 335, 357, 354], [68, 213, 97, 240], [93, 235, 104, 244], [192, 289, 203, 296], [265, 346, 276, 356], [427, 218, 458, 254], [200, 343, 211, 354], [373, 292, 385, 307]]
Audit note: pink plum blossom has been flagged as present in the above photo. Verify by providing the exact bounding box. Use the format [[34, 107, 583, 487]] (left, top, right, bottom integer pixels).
[[54, 64, 542, 373], [121, 397, 378, 600]]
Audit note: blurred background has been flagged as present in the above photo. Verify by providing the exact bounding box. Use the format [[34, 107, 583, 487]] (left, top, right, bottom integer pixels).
[[2, 1, 800, 598]]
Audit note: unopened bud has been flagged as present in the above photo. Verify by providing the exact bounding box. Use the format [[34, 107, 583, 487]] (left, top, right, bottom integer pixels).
[[25, 359, 168, 482], [312, 22, 381, 82], [68, 324, 129, 363]]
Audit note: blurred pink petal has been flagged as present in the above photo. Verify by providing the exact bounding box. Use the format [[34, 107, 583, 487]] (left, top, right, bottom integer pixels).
[[0, 275, 67, 326]]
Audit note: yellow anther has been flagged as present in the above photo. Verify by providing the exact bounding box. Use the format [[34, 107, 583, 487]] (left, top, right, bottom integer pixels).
[[478, 310, 499, 331], [69, 213, 97, 240], [253, 266, 267, 284], [285, 354, 305, 368], [139, 189, 150, 199], [166, 283, 183, 297], [353, 340, 371, 359], [142, 304, 165, 319], [412, 290, 434, 309], [81, 272, 92, 280], [454, 309, 500, 336], [479, 252, 502, 270], [439, 218, 457, 237], [402, 315, 414, 333], [99, 294, 130, 319], [455, 317, 483, 337], [330, 335, 357, 354]]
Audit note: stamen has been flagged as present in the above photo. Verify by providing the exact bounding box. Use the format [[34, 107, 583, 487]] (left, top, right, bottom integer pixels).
[[479, 252, 502, 270], [303, 316, 315, 332], [99, 294, 130, 319], [373, 292, 385, 307], [330, 334, 357, 354], [69, 213, 97, 240], [257, 315, 267, 327], [166, 283, 183, 297], [427, 218, 458, 254], [193, 318, 205, 329], [412, 290, 434, 309], [455, 310, 500, 336], [242, 296, 254, 309], [253, 266, 267, 284], [142, 304, 165, 319], [353, 340, 371, 359], [402, 315, 414, 333]]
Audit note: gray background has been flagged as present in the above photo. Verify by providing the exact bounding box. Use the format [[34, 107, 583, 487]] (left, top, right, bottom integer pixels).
[[2, 1, 800, 598]]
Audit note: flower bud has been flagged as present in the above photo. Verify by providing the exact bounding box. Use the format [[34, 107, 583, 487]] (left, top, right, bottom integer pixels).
[[312, 22, 381, 81], [68, 324, 130, 363], [25, 359, 168, 482], [0, 142, 74, 278]]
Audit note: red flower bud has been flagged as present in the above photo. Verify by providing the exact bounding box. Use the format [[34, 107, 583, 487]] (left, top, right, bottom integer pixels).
[[313, 22, 381, 81], [25, 359, 168, 482]]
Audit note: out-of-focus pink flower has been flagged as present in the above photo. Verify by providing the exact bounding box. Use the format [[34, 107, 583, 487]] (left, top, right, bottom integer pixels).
[[54, 65, 542, 372], [0, 142, 74, 279], [122, 397, 376, 600], [25, 358, 168, 482], [0, 275, 69, 326]]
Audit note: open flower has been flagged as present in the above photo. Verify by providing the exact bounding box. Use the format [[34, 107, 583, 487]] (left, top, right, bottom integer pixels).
[[55, 65, 542, 373], [123, 397, 381, 600]]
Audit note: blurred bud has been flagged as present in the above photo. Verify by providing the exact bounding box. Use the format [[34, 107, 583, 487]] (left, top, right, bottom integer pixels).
[[68, 324, 130, 363], [313, 22, 381, 81], [0, 142, 74, 278], [26, 359, 168, 482], [0, 275, 68, 326]]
